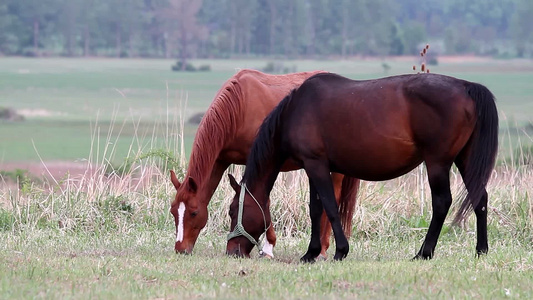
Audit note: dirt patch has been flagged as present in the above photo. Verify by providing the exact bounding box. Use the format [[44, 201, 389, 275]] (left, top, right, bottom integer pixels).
[[17, 109, 66, 118], [0, 160, 92, 180]]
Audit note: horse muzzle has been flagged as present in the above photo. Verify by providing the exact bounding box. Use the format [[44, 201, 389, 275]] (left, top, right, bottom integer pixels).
[[175, 242, 193, 254], [226, 247, 250, 258], [226, 238, 253, 258]]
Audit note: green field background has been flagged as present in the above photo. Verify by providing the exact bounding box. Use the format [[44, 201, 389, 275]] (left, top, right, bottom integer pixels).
[[1, 57, 532, 164], [1, 57, 532, 299]]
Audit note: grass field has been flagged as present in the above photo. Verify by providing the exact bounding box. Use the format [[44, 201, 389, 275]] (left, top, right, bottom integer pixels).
[[0, 57, 532, 299], [0, 164, 531, 299], [1, 57, 532, 163]]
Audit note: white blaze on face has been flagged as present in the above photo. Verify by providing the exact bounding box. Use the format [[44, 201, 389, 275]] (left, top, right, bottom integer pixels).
[[176, 202, 186, 242]]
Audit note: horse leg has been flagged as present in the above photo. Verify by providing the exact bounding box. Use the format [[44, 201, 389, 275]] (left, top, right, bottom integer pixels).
[[471, 190, 489, 255], [318, 213, 331, 260], [473, 191, 488, 255], [455, 155, 489, 256], [300, 180, 324, 263], [317, 173, 343, 260], [414, 163, 452, 260], [304, 161, 349, 261]]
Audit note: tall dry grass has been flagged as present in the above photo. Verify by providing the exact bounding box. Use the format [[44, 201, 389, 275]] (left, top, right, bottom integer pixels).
[[0, 104, 531, 248]]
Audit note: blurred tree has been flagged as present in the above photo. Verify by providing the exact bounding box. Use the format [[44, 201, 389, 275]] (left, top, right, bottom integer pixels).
[[510, 0, 533, 57], [77, 0, 102, 57], [155, 0, 207, 66], [58, 0, 81, 56], [402, 21, 427, 55], [388, 23, 404, 55], [250, 0, 271, 54], [11, 0, 60, 56], [0, 2, 11, 54], [231, 0, 257, 55], [0, 0, 528, 58]]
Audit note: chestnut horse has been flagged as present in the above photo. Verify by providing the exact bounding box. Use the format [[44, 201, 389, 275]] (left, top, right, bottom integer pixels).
[[170, 69, 359, 258], [226, 72, 498, 261]]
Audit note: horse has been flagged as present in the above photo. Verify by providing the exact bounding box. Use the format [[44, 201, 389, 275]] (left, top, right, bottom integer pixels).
[[169, 69, 360, 258], [226, 72, 498, 262]]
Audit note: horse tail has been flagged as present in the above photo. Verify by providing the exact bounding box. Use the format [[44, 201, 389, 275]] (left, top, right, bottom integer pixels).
[[338, 176, 360, 237], [453, 82, 498, 224]]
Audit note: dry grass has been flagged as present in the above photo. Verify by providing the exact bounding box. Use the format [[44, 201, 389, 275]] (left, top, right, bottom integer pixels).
[[2, 152, 530, 247], [0, 108, 532, 300], [0, 93, 531, 251], [1, 111, 532, 244]]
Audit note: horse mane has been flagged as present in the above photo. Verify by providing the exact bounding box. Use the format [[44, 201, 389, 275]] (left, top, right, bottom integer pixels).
[[187, 69, 324, 185], [187, 76, 244, 182], [242, 88, 296, 185]]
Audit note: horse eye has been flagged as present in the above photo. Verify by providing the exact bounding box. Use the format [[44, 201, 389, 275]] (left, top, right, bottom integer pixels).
[[191, 211, 198, 217]]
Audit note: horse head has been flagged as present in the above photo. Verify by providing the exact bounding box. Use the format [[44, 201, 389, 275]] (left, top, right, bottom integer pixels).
[[170, 170, 208, 254], [225, 174, 271, 258]]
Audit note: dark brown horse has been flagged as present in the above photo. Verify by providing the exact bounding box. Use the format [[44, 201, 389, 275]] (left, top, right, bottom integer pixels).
[[226, 72, 498, 261], [170, 69, 359, 258]]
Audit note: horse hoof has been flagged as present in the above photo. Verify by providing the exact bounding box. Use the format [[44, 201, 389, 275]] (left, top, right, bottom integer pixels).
[[333, 255, 346, 261], [300, 255, 317, 263], [476, 248, 488, 257], [315, 254, 327, 262], [258, 251, 273, 259], [412, 254, 431, 260], [333, 251, 347, 261]]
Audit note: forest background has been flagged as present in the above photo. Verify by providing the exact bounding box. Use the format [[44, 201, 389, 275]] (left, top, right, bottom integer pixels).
[[1, 0, 533, 64]]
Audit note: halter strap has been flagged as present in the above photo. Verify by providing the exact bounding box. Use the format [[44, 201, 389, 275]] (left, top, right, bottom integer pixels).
[[227, 183, 270, 249]]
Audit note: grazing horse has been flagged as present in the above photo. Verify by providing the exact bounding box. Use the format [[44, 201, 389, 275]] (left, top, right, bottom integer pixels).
[[170, 69, 360, 258], [226, 72, 498, 262]]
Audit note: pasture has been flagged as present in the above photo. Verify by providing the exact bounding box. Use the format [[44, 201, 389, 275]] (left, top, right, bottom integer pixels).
[[0, 57, 532, 163], [0, 57, 532, 299]]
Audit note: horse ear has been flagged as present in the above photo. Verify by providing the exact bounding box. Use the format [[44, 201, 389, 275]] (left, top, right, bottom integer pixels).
[[170, 170, 181, 190], [227, 174, 240, 192], [187, 177, 198, 193]]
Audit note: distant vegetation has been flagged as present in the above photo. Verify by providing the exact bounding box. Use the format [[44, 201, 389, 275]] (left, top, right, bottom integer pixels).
[[0, 107, 24, 121], [0, 0, 532, 61], [171, 61, 211, 72], [188, 112, 204, 125]]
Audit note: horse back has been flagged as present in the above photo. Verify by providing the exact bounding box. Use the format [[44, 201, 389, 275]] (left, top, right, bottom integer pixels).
[[282, 73, 478, 180], [217, 69, 324, 163]]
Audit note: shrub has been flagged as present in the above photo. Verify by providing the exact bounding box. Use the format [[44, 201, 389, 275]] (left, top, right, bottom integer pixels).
[[171, 61, 211, 72], [261, 61, 290, 74], [198, 65, 211, 71], [427, 56, 438, 65], [0, 107, 24, 121], [171, 61, 196, 71], [188, 112, 204, 125]]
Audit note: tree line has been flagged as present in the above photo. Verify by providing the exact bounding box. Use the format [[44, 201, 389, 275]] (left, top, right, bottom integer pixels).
[[1, 0, 532, 60]]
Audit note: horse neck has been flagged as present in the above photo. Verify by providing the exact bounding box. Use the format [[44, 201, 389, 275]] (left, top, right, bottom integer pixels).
[[205, 160, 230, 203], [186, 155, 229, 205], [245, 160, 282, 209], [186, 78, 243, 205]]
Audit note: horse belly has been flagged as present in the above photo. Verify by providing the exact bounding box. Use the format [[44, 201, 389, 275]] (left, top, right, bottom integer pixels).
[[328, 139, 422, 181]]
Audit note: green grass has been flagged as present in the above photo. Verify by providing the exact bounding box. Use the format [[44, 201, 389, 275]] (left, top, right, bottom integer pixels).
[[0, 151, 531, 298], [1, 57, 532, 162], [1, 229, 532, 299], [0, 119, 196, 163], [0, 57, 532, 299]]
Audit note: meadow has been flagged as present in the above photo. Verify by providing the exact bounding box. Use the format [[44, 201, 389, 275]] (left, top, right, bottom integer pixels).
[[0, 57, 532, 299], [1, 57, 532, 163]]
